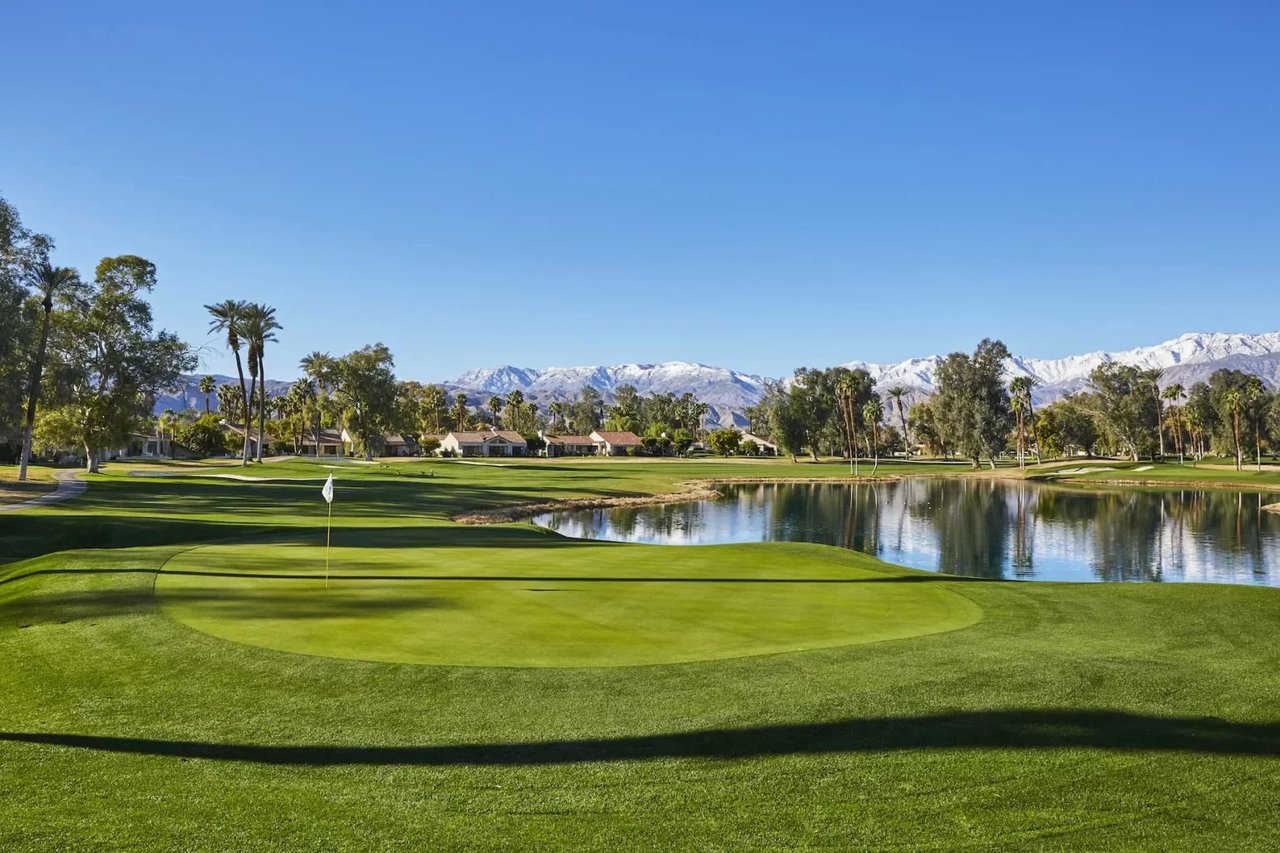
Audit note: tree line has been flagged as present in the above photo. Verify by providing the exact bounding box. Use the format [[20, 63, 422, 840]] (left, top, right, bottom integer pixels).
[[746, 338, 1280, 471]]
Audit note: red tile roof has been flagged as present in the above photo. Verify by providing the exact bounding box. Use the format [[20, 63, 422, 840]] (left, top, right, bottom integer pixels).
[[591, 431, 643, 445]]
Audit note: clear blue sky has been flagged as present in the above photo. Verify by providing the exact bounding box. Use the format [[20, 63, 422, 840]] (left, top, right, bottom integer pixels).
[[4, 1, 1277, 381]]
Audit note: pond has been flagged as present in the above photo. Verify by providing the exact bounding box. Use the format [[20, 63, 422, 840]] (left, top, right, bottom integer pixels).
[[534, 480, 1280, 585]]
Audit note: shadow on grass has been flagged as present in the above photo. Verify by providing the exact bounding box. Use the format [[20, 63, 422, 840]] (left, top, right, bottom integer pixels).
[[3, 710, 1277, 766]]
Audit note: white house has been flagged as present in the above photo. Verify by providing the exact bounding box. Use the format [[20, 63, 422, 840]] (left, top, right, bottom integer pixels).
[[301, 428, 345, 457], [439, 429, 528, 457], [589, 430, 644, 456], [740, 431, 780, 456]]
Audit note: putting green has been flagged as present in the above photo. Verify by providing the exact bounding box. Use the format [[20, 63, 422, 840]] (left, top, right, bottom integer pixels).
[[155, 540, 982, 666]]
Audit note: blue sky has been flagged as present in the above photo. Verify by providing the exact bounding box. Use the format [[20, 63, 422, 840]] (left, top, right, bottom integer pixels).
[[3, 1, 1277, 381]]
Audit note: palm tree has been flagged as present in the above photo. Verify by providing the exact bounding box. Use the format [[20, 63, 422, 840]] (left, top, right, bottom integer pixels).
[[886, 386, 910, 458], [1222, 388, 1245, 471], [1009, 377, 1035, 469], [1161, 384, 1185, 463], [487, 396, 503, 429], [834, 373, 858, 474], [205, 299, 251, 465], [300, 351, 336, 455], [216, 383, 240, 422], [419, 384, 446, 435], [452, 393, 470, 431], [1244, 377, 1266, 472], [863, 397, 884, 475], [505, 389, 525, 432], [548, 401, 565, 432], [158, 409, 179, 458], [1140, 367, 1166, 459], [18, 262, 80, 481], [240, 303, 281, 462], [198, 375, 216, 415]]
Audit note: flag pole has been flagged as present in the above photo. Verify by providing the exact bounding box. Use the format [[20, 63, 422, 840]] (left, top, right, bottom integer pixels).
[[325, 499, 332, 589]]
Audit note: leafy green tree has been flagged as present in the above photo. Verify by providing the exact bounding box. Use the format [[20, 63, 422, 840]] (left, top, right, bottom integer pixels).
[[934, 339, 1013, 468], [175, 414, 226, 456], [18, 262, 84, 480], [205, 299, 252, 465], [1080, 363, 1158, 461], [907, 399, 945, 457], [0, 194, 50, 450], [1034, 397, 1097, 458], [671, 427, 695, 455], [707, 428, 742, 456], [332, 344, 397, 460], [43, 256, 195, 471]]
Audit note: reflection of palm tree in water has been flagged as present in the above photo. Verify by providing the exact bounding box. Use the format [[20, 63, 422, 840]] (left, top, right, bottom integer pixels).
[[1011, 484, 1035, 578]]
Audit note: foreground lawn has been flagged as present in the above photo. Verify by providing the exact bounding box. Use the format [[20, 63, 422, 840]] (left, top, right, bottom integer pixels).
[[2, 457, 1279, 849]]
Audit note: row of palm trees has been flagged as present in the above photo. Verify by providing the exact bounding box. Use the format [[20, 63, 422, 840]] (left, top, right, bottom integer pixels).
[[204, 300, 281, 465]]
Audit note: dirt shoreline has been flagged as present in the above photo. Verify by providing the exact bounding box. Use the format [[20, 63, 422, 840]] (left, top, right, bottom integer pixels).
[[451, 476, 903, 524]]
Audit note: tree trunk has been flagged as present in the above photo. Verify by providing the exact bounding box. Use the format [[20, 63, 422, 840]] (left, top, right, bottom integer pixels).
[[233, 349, 250, 466], [256, 354, 267, 462], [84, 442, 99, 474], [18, 300, 53, 482], [1233, 414, 1242, 471]]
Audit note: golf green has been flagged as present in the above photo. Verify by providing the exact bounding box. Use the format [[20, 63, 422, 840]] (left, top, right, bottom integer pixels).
[[156, 540, 982, 666]]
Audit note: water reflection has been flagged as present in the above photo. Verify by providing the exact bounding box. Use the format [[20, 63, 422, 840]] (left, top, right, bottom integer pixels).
[[535, 481, 1280, 585]]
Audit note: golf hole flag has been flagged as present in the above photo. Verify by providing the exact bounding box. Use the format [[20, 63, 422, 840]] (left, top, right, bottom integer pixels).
[[322, 474, 334, 587]]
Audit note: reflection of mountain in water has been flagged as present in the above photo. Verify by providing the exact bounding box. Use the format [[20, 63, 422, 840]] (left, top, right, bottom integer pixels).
[[535, 481, 1280, 586]]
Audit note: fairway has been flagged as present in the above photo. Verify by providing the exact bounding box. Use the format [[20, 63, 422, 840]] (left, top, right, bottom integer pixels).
[[156, 541, 982, 666]]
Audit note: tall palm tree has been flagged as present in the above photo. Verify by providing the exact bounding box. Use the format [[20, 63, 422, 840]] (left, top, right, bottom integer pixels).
[[1009, 377, 1035, 469], [505, 389, 525, 432], [1140, 367, 1166, 459], [158, 409, 178, 458], [198, 375, 216, 415], [548, 401, 565, 432], [18, 262, 80, 481], [863, 397, 884, 475], [205, 299, 251, 465], [835, 373, 858, 474], [452, 394, 470, 431], [487, 396, 503, 429], [240, 303, 281, 461], [300, 351, 336, 455], [885, 386, 910, 458], [1244, 377, 1265, 472], [1222, 388, 1245, 471], [1161, 383, 1185, 463]]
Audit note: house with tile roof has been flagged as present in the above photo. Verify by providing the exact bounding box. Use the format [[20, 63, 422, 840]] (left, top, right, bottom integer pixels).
[[590, 430, 644, 456]]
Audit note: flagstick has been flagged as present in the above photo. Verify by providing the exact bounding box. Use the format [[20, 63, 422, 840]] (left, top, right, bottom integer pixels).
[[325, 499, 332, 589]]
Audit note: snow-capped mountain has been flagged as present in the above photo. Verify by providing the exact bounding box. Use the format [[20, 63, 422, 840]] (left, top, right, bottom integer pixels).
[[446, 332, 1280, 426], [442, 362, 771, 428]]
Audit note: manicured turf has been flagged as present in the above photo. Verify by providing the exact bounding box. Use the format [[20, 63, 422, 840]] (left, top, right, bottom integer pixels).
[[157, 541, 981, 666], [2, 456, 1280, 849]]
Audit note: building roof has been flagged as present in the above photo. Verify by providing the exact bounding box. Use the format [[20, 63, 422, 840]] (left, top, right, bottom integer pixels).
[[544, 434, 596, 446], [448, 430, 528, 445], [382, 433, 417, 446], [591, 430, 644, 446], [301, 428, 344, 445], [220, 421, 266, 441]]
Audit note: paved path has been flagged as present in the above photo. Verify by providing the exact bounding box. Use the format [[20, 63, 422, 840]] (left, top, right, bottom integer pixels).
[[0, 471, 86, 513]]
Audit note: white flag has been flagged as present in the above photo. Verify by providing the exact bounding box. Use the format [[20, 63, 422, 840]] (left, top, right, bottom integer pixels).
[[321, 473, 334, 504]]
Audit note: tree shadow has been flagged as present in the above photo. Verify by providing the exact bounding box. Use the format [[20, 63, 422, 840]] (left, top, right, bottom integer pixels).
[[3, 710, 1277, 766]]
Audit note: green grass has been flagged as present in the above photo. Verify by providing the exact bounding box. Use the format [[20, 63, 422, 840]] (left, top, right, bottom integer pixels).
[[2, 456, 1280, 849]]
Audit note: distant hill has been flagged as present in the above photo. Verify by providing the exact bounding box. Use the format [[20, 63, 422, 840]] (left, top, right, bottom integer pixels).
[[158, 332, 1280, 425], [154, 375, 292, 415]]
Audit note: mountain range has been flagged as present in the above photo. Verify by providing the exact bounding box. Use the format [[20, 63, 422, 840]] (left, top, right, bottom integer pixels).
[[158, 332, 1280, 427]]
